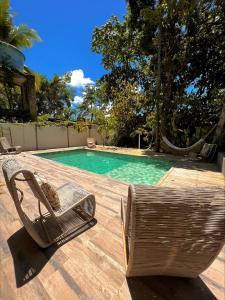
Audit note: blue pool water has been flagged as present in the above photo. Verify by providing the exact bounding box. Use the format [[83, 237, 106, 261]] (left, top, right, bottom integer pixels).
[[36, 149, 174, 185]]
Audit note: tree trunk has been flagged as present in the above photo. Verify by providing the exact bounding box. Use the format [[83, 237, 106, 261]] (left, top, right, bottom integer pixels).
[[155, 26, 161, 152], [212, 103, 225, 144]]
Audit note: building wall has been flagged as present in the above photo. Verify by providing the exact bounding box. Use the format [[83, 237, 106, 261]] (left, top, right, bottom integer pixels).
[[0, 123, 103, 151]]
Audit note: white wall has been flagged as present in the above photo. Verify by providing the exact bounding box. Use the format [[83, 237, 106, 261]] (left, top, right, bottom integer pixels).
[[37, 126, 68, 150], [68, 127, 89, 147], [0, 123, 103, 151], [89, 128, 103, 145]]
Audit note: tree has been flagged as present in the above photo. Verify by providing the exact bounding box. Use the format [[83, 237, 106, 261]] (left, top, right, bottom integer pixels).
[[92, 16, 149, 97], [110, 81, 149, 146], [0, 0, 41, 48], [61, 106, 78, 121], [91, 1, 225, 148], [77, 86, 97, 121], [127, 0, 225, 144], [212, 91, 225, 145], [36, 73, 74, 117], [0, 82, 21, 110]]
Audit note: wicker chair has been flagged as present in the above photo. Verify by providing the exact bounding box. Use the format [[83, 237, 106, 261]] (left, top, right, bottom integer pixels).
[[87, 138, 96, 148], [200, 143, 217, 159], [0, 137, 22, 154], [2, 159, 96, 248], [121, 184, 225, 278]]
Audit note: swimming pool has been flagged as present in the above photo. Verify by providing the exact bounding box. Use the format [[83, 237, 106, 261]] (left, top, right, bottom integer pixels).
[[36, 149, 174, 185]]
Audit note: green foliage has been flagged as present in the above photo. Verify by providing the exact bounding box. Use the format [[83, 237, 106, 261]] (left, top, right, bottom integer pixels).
[[77, 86, 96, 121], [110, 82, 148, 146], [92, 16, 136, 70], [36, 114, 52, 126], [0, 0, 41, 48], [36, 73, 75, 117], [60, 106, 78, 121], [0, 81, 22, 111], [0, 68, 23, 121], [97, 115, 117, 146], [25, 67, 43, 92], [90, 0, 225, 148], [36, 114, 83, 129], [76, 84, 116, 144], [73, 120, 91, 133], [0, 0, 11, 42]]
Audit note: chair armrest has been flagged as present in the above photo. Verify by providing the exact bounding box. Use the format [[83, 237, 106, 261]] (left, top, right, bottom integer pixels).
[[121, 197, 126, 225]]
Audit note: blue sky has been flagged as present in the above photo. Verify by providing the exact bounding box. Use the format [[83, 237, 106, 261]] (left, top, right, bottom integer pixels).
[[12, 0, 126, 102]]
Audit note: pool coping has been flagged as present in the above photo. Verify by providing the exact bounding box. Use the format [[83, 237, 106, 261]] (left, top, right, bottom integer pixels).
[[30, 146, 181, 163], [28, 146, 188, 161]]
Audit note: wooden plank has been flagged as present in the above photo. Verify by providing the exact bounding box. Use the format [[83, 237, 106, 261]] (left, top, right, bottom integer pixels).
[[0, 151, 224, 299]]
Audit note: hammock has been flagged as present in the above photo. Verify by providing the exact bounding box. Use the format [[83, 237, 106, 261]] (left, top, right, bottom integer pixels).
[[161, 136, 204, 155], [161, 125, 217, 156]]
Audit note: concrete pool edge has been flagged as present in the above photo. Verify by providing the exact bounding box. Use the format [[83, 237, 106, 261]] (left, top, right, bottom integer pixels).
[[31, 147, 177, 164], [28, 146, 185, 162]]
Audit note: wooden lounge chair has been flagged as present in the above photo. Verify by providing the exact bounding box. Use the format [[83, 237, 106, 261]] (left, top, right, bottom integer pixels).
[[121, 184, 225, 277], [0, 137, 22, 154], [87, 137, 96, 148], [2, 158, 96, 248]]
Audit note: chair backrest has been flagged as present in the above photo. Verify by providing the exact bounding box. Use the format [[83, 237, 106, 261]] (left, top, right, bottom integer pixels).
[[87, 138, 95, 144], [0, 137, 11, 152], [87, 138, 96, 147], [2, 158, 54, 211], [125, 184, 225, 277], [200, 143, 217, 158], [2, 159, 55, 245]]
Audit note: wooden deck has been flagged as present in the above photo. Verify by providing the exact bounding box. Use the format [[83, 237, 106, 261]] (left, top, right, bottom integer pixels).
[[0, 151, 224, 300]]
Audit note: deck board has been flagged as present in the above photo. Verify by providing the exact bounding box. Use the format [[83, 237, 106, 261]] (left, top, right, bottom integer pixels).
[[0, 151, 224, 300]]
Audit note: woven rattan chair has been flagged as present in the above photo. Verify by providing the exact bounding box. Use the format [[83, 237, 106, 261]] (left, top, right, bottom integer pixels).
[[87, 138, 96, 148], [2, 158, 96, 248], [0, 137, 22, 154], [200, 143, 217, 159], [121, 184, 225, 278]]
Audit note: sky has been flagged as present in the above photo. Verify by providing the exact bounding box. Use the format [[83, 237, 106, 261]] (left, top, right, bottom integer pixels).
[[11, 0, 126, 103]]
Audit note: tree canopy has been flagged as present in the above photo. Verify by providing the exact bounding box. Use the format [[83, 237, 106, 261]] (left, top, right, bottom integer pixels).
[[90, 0, 225, 149], [36, 73, 74, 117], [0, 0, 41, 48]]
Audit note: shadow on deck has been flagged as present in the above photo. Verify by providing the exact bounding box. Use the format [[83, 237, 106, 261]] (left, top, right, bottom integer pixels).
[[7, 219, 97, 288], [8, 223, 218, 299], [125, 276, 217, 300]]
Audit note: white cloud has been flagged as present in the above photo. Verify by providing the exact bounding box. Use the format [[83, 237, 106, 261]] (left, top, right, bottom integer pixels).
[[71, 96, 83, 104], [69, 69, 94, 88]]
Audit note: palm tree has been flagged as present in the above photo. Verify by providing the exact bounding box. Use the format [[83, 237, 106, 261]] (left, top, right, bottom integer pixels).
[[0, 0, 41, 48]]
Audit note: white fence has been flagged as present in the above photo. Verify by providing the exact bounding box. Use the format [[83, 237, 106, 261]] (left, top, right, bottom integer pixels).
[[0, 123, 103, 151]]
